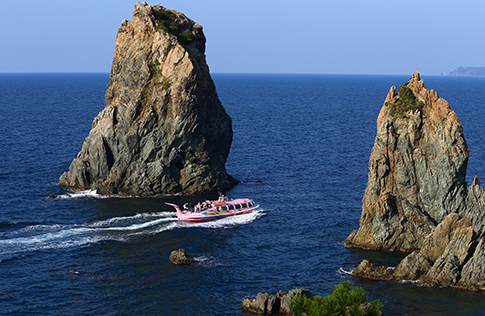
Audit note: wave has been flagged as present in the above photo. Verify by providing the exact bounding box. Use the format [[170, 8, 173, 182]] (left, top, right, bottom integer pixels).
[[338, 267, 353, 275], [52, 189, 116, 199], [0, 209, 265, 260], [193, 255, 222, 267], [0, 212, 177, 259], [177, 208, 265, 229], [52, 189, 184, 199]]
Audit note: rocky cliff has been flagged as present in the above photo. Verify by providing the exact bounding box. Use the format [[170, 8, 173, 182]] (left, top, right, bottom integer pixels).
[[347, 72, 485, 290], [346, 72, 471, 251], [60, 2, 237, 196]]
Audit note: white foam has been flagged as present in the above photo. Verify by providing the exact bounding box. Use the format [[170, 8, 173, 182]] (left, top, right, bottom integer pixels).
[[88, 212, 175, 228], [177, 209, 265, 229], [0, 208, 263, 260], [55, 189, 184, 199], [128, 221, 178, 237], [193, 255, 222, 267], [398, 279, 421, 284], [338, 267, 353, 275], [98, 217, 175, 231], [0, 212, 177, 259], [55, 189, 116, 199]]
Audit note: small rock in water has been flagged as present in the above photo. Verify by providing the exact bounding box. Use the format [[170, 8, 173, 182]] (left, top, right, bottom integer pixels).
[[169, 249, 195, 265], [242, 287, 313, 315]]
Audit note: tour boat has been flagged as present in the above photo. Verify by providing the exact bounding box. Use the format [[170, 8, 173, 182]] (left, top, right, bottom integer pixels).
[[165, 195, 259, 222]]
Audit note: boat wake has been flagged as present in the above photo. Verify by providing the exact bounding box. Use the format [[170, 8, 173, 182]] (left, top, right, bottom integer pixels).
[[0, 212, 177, 260], [177, 208, 265, 229], [0, 208, 265, 260]]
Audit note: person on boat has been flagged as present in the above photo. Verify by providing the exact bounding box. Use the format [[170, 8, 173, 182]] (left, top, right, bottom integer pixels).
[[183, 203, 194, 212]]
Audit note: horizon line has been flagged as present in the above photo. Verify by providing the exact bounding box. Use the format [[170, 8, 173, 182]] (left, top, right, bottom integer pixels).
[[0, 71, 458, 77]]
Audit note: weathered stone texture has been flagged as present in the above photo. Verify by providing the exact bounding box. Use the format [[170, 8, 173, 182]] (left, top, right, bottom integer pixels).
[[456, 240, 485, 290], [347, 72, 485, 290], [347, 72, 471, 251], [169, 248, 195, 265], [393, 252, 431, 280], [60, 2, 237, 196], [241, 288, 313, 315]]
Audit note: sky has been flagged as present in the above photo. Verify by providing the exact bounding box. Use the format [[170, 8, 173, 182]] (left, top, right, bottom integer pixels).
[[1, 0, 484, 75]]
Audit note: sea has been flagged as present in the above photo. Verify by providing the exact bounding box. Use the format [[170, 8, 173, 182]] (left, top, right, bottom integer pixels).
[[1, 73, 485, 315]]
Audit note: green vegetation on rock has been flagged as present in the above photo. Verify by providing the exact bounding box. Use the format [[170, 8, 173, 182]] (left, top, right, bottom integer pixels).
[[140, 60, 171, 103], [386, 85, 423, 119], [292, 281, 382, 316], [154, 7, 193, 45]]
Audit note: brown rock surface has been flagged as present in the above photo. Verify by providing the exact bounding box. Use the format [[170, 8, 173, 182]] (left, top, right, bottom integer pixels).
[[456, 240, 485, 290], [169, 248, 194, 265], [347, 73, 485, 290], [351, 259, 394, 280], [393, 252, 431, 280], [241, 288, 313, 315], [419, 213, 472, 262], [352, 213, 482, 289], [59, 2, 237, 196], [421, 224, 475, 287], [346, 72, 470, 251]]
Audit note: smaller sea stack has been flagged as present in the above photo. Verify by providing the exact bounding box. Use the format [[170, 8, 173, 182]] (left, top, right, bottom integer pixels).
[[347, 72, 485, 290]]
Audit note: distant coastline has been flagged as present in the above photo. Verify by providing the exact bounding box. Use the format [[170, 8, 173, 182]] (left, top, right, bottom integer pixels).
[[448, 66, 485, 77]]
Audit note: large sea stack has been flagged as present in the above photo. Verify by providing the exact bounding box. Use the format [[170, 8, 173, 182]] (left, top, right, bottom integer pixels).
[[347, 72, 485, 290], [60, 2, 237, 196]]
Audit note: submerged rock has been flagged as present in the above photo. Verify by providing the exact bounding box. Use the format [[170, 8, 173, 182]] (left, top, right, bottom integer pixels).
[[59, 2, 237, 196]]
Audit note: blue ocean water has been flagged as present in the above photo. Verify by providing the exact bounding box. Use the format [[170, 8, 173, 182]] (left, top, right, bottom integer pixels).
[[1, 73, 485, 315]]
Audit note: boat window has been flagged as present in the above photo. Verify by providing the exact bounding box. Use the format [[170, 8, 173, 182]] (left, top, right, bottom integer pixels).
[[228, 205, 235, 210], [222, 206, 228, 211]]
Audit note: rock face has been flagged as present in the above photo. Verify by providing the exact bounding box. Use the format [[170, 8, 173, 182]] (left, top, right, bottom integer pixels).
[[346, 71, 472, 251], [241, 288, 314, 315], [352, 213, 485, 290], [59, 2, 237, 196], [348, 72, 485, 290], [169, 249, 195, 265]]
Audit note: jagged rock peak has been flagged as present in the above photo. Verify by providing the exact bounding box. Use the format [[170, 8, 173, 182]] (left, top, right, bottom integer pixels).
[[59, 2, 238, 196], [347, 71, 485, 291], [347, 72, 471, 251]]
